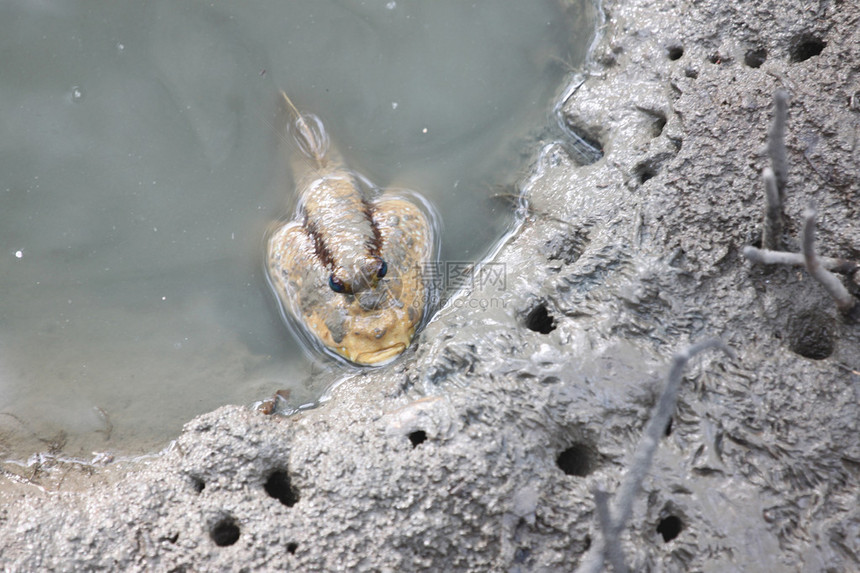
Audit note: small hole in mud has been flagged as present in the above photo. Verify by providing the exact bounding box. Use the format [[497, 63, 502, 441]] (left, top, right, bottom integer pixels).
[[525, 304, 556, 334], [635, 164, 658, 184], [664, 417, 673, 437], [657, 515, 683, 542], [287, 542, 298, 554], [744, 47, 767, 68], [264, 469, 299, 507], [638, 108, 668, 139], [584, 535, 592, 551], [210, 517, 240, 547], [684, 68, 699, 79], [557, 443, 595, 477], [191, 476, 205, 493], [408, 430, 427, 447], [652, 116, 667, 138], [789, 35, 825, 62], [789, 310, 835, 360], [560, 116, 604, 165], [666, 45, 684, 60], [514, 547, 530, 564]]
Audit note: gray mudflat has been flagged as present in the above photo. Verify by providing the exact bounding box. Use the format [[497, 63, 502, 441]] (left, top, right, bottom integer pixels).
[[2, 0, 858, 570]]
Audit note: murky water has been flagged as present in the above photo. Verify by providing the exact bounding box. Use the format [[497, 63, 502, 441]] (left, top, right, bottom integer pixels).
[[0, 0, 596, 460]]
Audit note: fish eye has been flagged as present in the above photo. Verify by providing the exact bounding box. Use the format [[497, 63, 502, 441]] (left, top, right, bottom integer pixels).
[[377, 260, 388, 279], [329, 274, 347, 293]]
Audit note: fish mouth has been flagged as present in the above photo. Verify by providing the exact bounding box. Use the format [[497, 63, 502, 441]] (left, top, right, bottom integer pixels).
[[354, 342, 407, 365]]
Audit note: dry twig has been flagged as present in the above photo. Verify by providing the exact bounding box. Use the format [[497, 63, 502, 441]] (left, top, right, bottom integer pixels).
[[801, 206, 859, 319], [742, 246, 859, 278], [744, 91, 859, 318], [574, 340, 735, 573], [761, 167, 783, 250], [768, 90, 789, 198], [759, 91, 789, 249]]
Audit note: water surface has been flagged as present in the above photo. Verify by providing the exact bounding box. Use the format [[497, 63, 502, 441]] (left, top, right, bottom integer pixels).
[[0, 0, 596, 460]]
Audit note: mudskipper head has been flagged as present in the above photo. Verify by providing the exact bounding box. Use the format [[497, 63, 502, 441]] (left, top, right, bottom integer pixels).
[[322, 256, 419, 366], [328, 257, 388, 296], [270, 91, 434, 367]]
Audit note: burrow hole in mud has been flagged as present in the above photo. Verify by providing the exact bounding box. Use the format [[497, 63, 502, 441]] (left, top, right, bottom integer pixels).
[[666, 45, 684, 61], [514, 547, 530, 564], [557, 443, 596, 477], [651, 116, 667, 138], [789, 34, 825, 62], [561, 116, 604, 166], [637, 108, 667, 139], [788, 310, 835, 360], [744, 47, 767, 68], [287, 542, 299, 555], [525, 303, 556, 334], [657, 515, 683, 542], [191, 476, 205, 494], [634, 162, 659, 184], [210, 517, 240, 547], [664, 417, 673, 437], [264, 469, 300, 507], [408, 430, 427, 448]]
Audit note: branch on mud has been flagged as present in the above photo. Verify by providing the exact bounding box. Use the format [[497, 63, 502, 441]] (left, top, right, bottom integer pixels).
[[574, 340, 735, 573], [742, 246, 859, 281], [745, 91, 859, 319], [760, 167, 783, 250], [593, 487, 629, 573], [801, 206, 859, 319], [745, 209, 859, 319], [767, 90, 789, 199], [760, 91, 788, 250]]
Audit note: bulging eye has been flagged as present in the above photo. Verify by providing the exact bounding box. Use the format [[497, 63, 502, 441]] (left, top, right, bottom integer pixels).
[[377, 260, 388, 279], [329, 274, 346, 293]]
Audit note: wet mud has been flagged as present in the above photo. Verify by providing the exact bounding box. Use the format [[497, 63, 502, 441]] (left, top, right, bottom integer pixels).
[[2, 0, 858, 570]]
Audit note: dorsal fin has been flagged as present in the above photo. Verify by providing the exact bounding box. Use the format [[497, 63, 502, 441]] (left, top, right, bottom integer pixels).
[[280, 91, 330, 169]]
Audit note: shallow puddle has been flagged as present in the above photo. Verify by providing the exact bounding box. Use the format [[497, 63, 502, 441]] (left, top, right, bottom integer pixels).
[[0, 0, 597, 460]]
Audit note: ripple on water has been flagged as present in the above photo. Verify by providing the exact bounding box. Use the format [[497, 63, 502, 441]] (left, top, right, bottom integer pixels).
[[0, 0, 598, 460]]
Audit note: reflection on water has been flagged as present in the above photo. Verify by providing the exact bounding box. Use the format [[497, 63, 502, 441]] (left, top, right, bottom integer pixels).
[[0, 0, 596, 459]]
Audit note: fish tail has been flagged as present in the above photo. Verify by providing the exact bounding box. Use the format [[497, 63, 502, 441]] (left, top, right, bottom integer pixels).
[[280, 91, 330, 168]]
